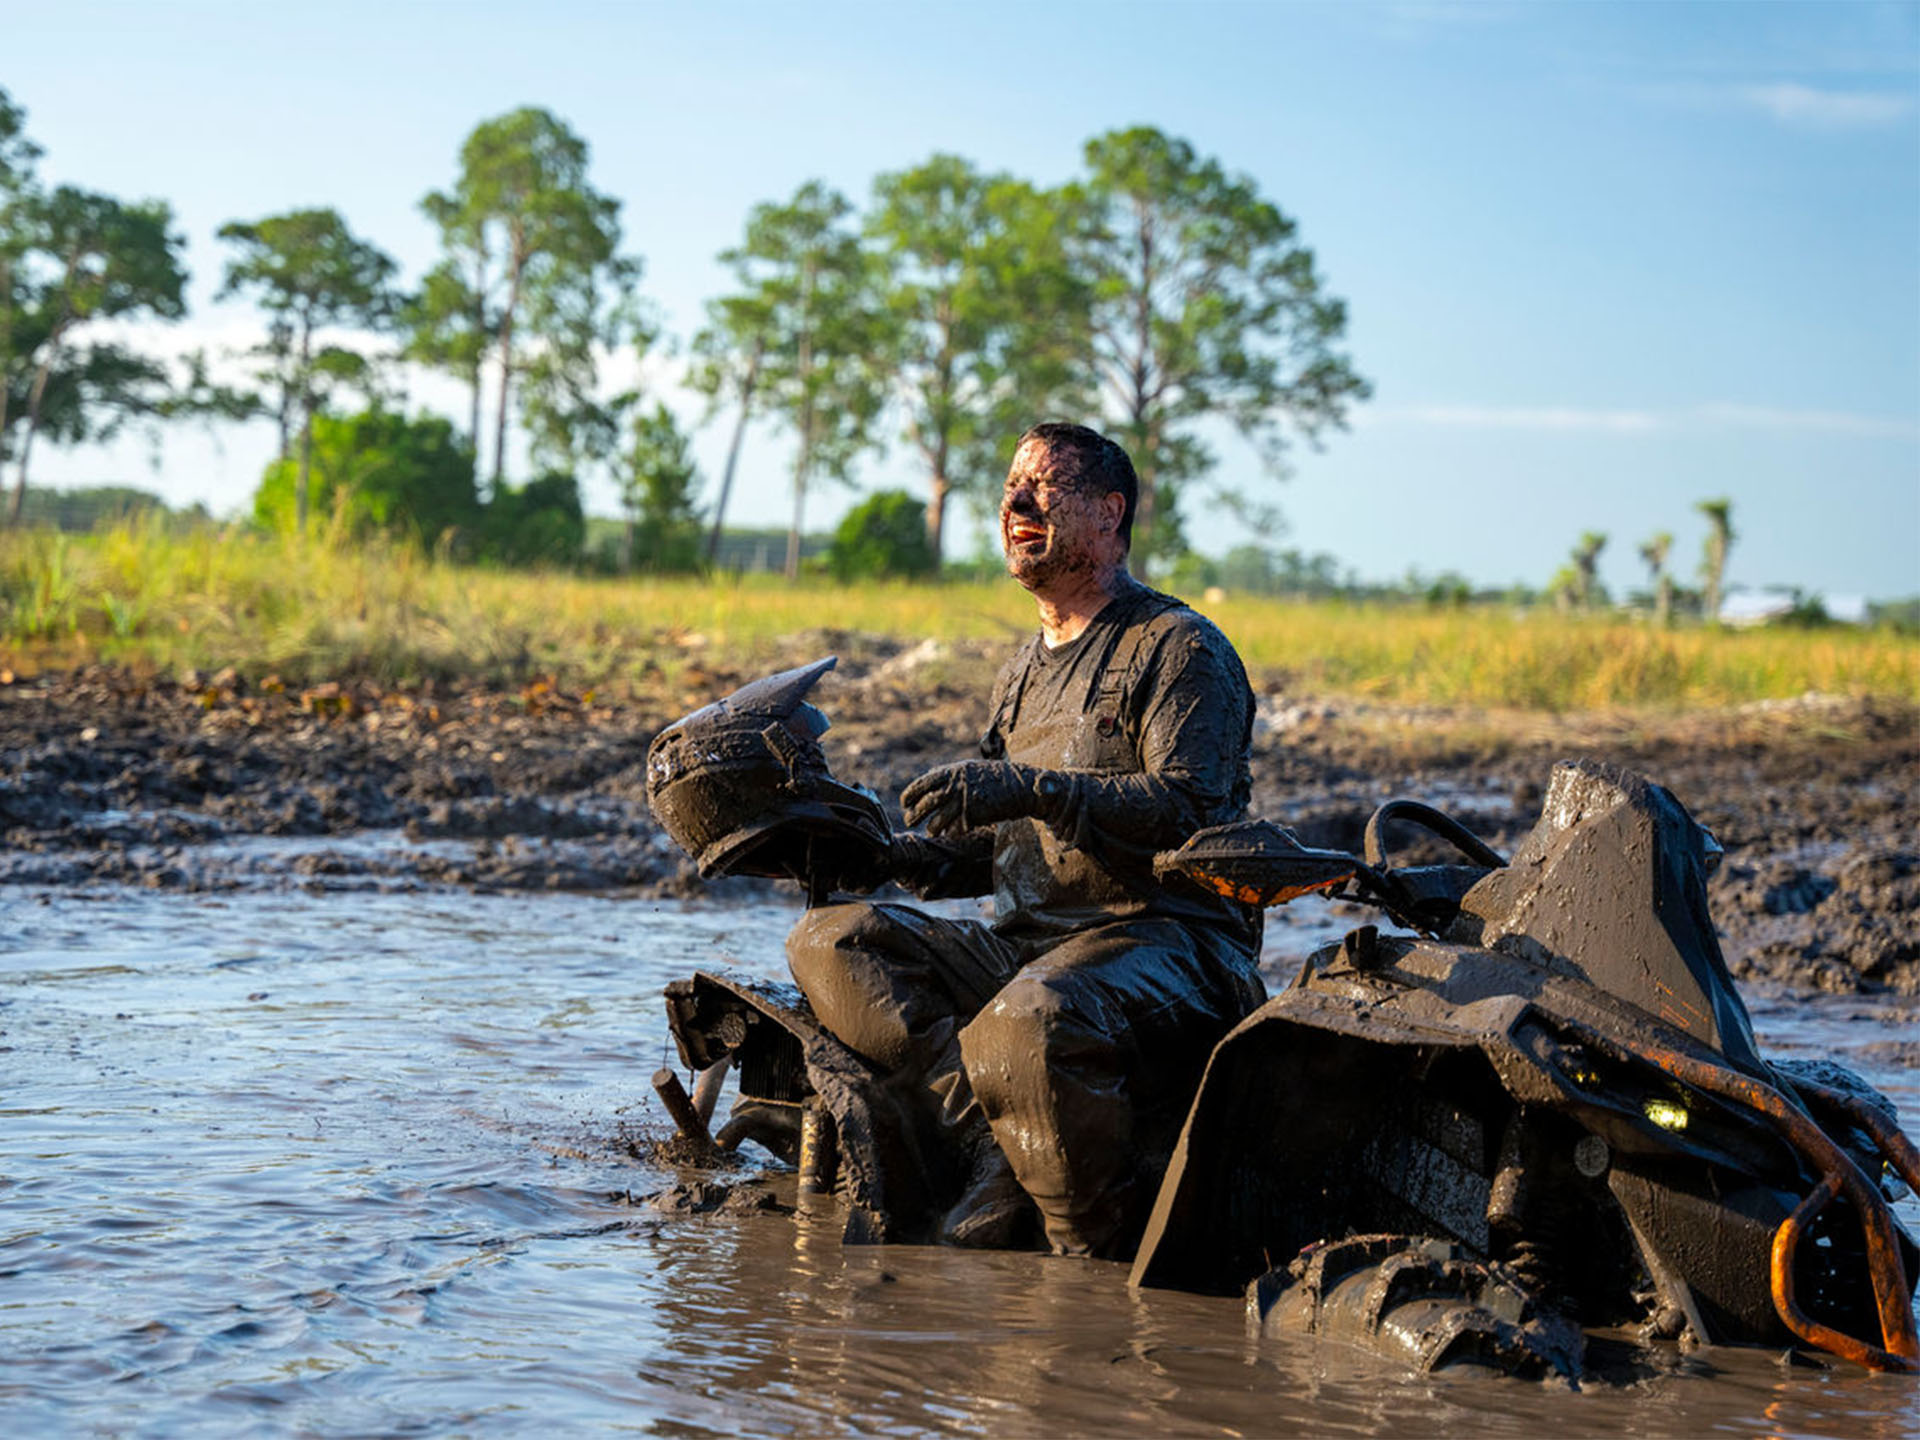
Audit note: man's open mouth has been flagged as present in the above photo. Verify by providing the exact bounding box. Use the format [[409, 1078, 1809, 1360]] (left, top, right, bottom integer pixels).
[[1007, 516, 1047, 548]]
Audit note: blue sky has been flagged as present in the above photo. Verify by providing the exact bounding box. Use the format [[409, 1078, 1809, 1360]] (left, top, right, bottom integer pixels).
[[5, 0, 1917, 599]]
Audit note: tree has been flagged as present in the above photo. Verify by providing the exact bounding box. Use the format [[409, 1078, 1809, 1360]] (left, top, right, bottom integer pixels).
[[218, 208, 398, 533], [484, 471, 584, 567], [1571, 531, 1607, 612], [1074, 127, 1369, 570], [0, 86, 45, 475], [618, 402, 702, 573], [0, 87, 35, 194], [254, 407, 480, 545], [706, 182, 888, 579], [1638, 531, 1673, 627], [867, 155, 1090, 563], [415, 107, 641, 496], [1697, 498, 1734, 624], [5, 185, 188, 524], [827, 489, 936, 580]]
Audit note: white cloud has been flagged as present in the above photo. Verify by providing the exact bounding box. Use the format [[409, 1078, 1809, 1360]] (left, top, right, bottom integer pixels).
[[1739, 82, 1916, 129], [1696, 403, 1920, 441]]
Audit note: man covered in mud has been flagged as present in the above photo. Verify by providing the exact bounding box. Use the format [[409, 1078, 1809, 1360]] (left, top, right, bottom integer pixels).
[[787, 422, 1265, 1259]]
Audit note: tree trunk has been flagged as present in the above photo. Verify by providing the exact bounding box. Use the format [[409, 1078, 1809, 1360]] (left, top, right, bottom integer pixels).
[[927, 461, 950, 565], [294, 317, 314, 533], [1129, 414, 1160, 576], [1130, 467, 1156, 577], [468, 371, 483, 461], [0, 253, 14, 478], [1655, 574, 1672, 628], [925, 307, 954, 565], [7, 347, 56, 527], [785, 267, 816, 583], [786, 414, 812, 582], [468, 251, 487, 453], [705, 340, 762, 566], [1125, 204, 1157, 578], [7, 276, 71, 527], [492, 232, 527, 499]]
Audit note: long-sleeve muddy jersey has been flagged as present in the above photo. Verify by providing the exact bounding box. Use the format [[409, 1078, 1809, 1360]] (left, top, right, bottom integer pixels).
[[940, 577, 1264, 946]]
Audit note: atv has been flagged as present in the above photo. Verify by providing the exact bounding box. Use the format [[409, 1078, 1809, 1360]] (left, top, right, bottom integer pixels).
[[648, 665, 1918, 1381]]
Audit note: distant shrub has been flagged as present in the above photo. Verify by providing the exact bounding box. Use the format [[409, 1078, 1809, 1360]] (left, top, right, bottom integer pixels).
[[255, 409, 480, 549], [483, 471, 585, 568], [827, 490, 935, 581], [618, 403, 704, 574]]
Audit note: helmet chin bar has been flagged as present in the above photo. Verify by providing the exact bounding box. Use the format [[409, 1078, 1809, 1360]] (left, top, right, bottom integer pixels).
[[647, 656, 890, 894]]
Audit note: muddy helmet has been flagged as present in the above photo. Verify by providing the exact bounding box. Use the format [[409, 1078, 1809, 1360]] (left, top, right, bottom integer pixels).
[[646, 656, 889, 885]]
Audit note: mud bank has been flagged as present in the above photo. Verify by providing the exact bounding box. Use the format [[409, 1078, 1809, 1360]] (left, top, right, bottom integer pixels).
[[2, 643, 1914, 998]]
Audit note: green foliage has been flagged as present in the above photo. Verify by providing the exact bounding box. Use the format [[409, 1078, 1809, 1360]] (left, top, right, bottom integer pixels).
[[254, 408, 479, 547], [826, 490, 936, 581], [1075, 126, 1370, 569], [1164, 550, 1220, 595], [12, 482, 175, 530], [402, 259, 489, 442], [218, 207, 398, 530], [218, 209, 396, 344], [4, 169, 190, 515], [1773, 591, 1834, 629], [417, 107, 644, 493], [1422, 573, 1474, 609], [483, 470, 584, 567], [618, 403, 703, 573], [1868, 598, 1920, 635], [866, 155, 1091, 562], [1180, 543, 1352, 598], [0, 87, 40, 192]]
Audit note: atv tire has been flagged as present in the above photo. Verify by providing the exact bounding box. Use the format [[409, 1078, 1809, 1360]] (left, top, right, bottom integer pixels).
[[1248, 1234, 1585, 1381]]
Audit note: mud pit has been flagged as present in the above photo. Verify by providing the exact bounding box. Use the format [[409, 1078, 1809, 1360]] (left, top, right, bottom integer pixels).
[[2, 638, 1915, 1006]]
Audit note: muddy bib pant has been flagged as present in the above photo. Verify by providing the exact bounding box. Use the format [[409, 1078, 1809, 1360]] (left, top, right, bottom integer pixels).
[[787, 902, 1262, 1259]]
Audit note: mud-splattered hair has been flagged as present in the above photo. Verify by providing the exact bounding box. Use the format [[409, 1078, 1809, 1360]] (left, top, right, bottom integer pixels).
[[1016, 421, 1138, 552]]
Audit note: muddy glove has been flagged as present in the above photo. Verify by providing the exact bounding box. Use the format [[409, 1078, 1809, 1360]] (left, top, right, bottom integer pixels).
[[885, 831, 993, 898], [901, 761, 1069, 838]]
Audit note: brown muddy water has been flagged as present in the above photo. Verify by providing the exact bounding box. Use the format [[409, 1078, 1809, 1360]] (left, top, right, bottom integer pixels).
[[4, 847, 1918, 1437]]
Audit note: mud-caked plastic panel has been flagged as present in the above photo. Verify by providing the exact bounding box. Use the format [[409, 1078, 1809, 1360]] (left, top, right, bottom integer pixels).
[[1450, 761, 1766, 1076]]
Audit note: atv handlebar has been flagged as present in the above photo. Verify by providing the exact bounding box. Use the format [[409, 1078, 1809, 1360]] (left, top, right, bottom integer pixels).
[[1154, 797, 1508, 938]]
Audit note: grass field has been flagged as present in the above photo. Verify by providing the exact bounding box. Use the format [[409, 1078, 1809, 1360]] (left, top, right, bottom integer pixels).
[[2, 522, 1915, 713]]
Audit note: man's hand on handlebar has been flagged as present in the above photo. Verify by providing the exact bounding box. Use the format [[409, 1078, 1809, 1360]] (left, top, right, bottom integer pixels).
[[900, 761, 1068, 838]]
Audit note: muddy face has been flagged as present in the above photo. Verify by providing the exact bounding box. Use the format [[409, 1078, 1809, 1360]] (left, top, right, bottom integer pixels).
[[999, 439, 1122, 594]]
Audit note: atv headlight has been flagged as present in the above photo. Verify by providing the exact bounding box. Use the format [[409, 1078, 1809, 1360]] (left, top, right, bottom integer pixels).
[[1643, 1099, 1689, 1132]]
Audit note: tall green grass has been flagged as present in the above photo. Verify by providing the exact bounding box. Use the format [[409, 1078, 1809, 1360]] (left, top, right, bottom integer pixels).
[[2, 522, 1914, 711]]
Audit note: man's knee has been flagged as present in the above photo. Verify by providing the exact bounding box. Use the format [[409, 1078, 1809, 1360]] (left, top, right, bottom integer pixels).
[[787, 903, 913, 1068], [960, 968, 1113, 1115], [785, 901, 872, 985]]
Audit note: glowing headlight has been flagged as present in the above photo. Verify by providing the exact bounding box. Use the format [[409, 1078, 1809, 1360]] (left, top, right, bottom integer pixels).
[[1644, 1099, 1689, 1132]]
